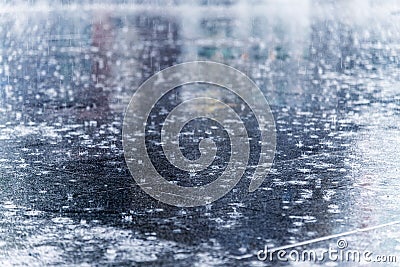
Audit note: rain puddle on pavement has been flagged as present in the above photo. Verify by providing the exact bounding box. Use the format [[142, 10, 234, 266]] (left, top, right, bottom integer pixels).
[[0, 0, 399, 266]]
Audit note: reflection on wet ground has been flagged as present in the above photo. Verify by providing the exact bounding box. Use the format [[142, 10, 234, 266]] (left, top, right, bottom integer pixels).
[[0, 0, 400, 266]]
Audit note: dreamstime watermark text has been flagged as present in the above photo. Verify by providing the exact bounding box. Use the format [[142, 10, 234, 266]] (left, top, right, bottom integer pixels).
[[257, 239, 397, 263]]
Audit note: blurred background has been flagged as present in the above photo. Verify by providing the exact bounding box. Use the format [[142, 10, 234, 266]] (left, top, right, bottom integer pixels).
[[0, 0, 399, 266]]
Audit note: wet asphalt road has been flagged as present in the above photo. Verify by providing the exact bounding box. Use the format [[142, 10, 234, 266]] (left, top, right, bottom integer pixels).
[[0, 1, 400, 266]]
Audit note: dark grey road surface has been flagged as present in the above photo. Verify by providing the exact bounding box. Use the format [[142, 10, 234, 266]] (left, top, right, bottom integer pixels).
[[0, 1, 399, 266]]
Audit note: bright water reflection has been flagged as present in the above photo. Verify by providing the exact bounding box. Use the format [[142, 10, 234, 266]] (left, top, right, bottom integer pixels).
[[0, 0, 399, 266]]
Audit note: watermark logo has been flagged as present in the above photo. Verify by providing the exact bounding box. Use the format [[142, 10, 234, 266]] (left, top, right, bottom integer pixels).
[[122, 61, 276, 207], [257, 239, 397, 263]]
